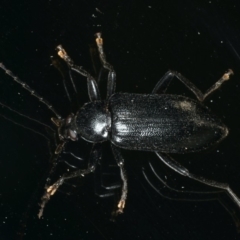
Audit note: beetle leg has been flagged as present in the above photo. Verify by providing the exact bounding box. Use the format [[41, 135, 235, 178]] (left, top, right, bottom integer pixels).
[[155, 152, 240, 209], [145, 160, 223, 195], [143, 162, 240, 231], [94, 159, 121, 197], [51, 56, 72, 102], [95, 33, 116, 99], [111, 144, 128, 215], [152, 71, 175, 93], [56, 45, 101, 101], [153, 69, 233, 101], [38, 144, 101, 218]]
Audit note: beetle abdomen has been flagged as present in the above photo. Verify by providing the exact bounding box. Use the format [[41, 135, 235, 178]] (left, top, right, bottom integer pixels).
[[109, 93, 228, 153]]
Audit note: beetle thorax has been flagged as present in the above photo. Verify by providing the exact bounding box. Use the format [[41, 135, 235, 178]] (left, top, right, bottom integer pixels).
[[74, 101, 111, 143]]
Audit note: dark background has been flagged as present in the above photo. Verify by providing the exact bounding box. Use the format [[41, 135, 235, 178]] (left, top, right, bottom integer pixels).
[[1, 0, 240, 239]]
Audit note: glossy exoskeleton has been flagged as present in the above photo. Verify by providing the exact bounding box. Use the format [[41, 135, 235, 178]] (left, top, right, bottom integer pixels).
[[1, 33, 239, 218]]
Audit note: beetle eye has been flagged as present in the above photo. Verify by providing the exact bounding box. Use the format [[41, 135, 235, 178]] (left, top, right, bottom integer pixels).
[[68, 129, 78, 141]]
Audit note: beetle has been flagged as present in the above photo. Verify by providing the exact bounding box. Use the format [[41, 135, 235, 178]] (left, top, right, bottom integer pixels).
[[0, 33, 239, 218]]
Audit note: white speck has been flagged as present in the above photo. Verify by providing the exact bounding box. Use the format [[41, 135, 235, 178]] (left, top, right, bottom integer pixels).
[[210, 99, 213, 102], [181, 186, 185, 189], [18, 92, 20, 95], [148, 6, 152, 8], [209, 1, 211, 3], [95, 8, 103, 14], [198, 32, 200, 35], [221, 41, 223, 43], [164, 107, 167, 110], [92, 14, 97, 18]]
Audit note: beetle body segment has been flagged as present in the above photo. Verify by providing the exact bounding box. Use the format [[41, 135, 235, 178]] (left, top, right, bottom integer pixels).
[[75, 101, 111, 143], [109, 93, 228, 153], [73, 93, 228, 153]]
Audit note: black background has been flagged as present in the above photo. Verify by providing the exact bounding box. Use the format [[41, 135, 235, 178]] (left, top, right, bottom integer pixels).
[[1, 0, 240, 239]]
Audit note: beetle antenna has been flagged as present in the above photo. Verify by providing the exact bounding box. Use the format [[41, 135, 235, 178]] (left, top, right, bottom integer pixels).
[[0, 63, 62, 119]]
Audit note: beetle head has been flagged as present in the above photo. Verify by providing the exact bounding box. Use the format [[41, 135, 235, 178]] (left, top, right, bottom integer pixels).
[[51, 114, 78, 142]]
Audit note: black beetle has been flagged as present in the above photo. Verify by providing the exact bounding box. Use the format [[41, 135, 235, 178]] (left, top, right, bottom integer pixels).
[[0, 33, 239, 218]]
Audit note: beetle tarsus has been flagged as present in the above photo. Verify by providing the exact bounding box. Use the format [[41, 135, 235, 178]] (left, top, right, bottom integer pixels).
[[95, 32, 103, 46], [95, 33, 117, 98], [222, 69, 234, 81], [46, 180, 63, 195], [117, 200, 125, 214], [38, 179, 64, 218]]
